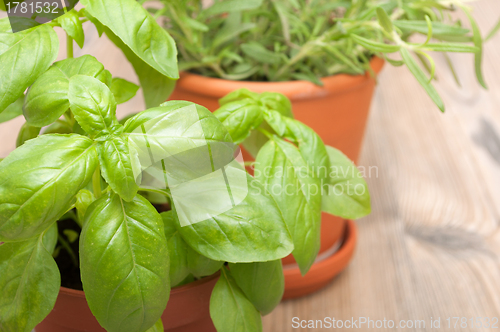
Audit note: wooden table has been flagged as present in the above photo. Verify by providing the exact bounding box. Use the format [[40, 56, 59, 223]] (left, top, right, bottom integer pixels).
[[2, 1, 500, 331]]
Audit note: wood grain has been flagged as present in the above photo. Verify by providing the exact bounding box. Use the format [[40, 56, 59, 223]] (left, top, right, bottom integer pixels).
[[1, 1, 499, 331]]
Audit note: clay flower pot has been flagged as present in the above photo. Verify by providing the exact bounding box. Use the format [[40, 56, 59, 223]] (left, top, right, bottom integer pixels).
[[36, 273, 219, 332], [169, 57, 383, 298]]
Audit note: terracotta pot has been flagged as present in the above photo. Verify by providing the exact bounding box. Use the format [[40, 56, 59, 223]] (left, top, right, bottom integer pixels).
[[282, 219, 358, 299], [36, 273, 219, 332]]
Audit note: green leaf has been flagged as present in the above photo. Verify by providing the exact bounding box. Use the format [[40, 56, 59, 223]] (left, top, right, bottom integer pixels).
[[460, 5, 487, 89], [393, 20, 469, 37], [258, 92, 293, 118], [43, 222, 59, 254], [174, 174, 293, 263], [161, 211, 222, 287], [421, 43, 479, 53], [229, 260, 284, 315], [486, 17, 500, 41], [104, 27, 177, 108], [161, 211, 189, 286], [0, 135, 98, 241], [110, 78, 140, 104], [83, 9, 104, 37], [255, 138, 321, 274], [210, 268, 262, 332], [0, 25, 58, 114], [75, 189, 95, 227], [237, 91, 294, 158], [24, 55, 108, 127], [213, 22, 256, 49], [203, 0, 263, 17], [400, 48, 444, 112], [80, 192, 170, 332], [96, 136, 138, 202], [321, 146, 371, 219], [350, 34, 401, 53], [124, 101, 234, 182], [241, 42, 282, 64], [145, 319, 164, 332], [214, 99, 263, 144], [0, 231, 61, 332], [57, 9, 85, 48], [219, 89, 260, 106], [43, 121, 74, 135], [376, 7, 393, 33], [0, 96, 23, 123], [68, 75, 122, 138], [80, 0, 178, 79], [264, 112, 329, 183], [63, 229, 79, 243], [16, 122, 41, 147]]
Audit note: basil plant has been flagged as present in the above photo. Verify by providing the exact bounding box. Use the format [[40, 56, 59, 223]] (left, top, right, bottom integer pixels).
[[0, 1, 371, 332]]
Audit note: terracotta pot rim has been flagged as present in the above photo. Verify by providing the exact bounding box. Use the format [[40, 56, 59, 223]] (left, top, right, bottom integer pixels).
[[282, 219, 357, 275], [58, 271, 221, 299], [175, 57, 384, 100]]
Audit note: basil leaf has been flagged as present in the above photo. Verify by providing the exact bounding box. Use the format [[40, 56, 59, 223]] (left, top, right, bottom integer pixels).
[[81, 0, 178, 79], [0, 96, 23, 123], [210, 267, 262, 332], [162, 211, 189, 286], [214, 99, 263, 144], [219, 89, 259, 106], [42, 223, 58, 255], [255, 138, 321, 274], [321, 146, 371, 219], [110, 78, 140, 104], [229, 260, 284, 315], [0, 25, 58, 113], [174, 174, 293, 263], [104, 27, 177, 108], [0, 231, 61, 332], [241, 92, 294, 158], [258, 92, 293, 118], [124, 101, 234, 185], [400, 48, 444, 112], [83, 8, 104, 37], [75, 189, 95, 227], [187, 247, 224, 279], [264, 111, 329, 183], [145, 319, 164, 332], [96, 136, 138, 202], [57, 9, 85, 48], [0, 134, 98, 241], [68, 75, 121, 138], [80, 193, 170, 332], [43, 121, 74, 135], [161, 211, 222, 287], [16, 122, 41, 147], [24, 55, 107, 127]]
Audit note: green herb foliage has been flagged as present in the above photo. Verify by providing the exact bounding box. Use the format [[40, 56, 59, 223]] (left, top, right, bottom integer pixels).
[[0, 1, 372, 331], [159, 0, 489, 111]]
